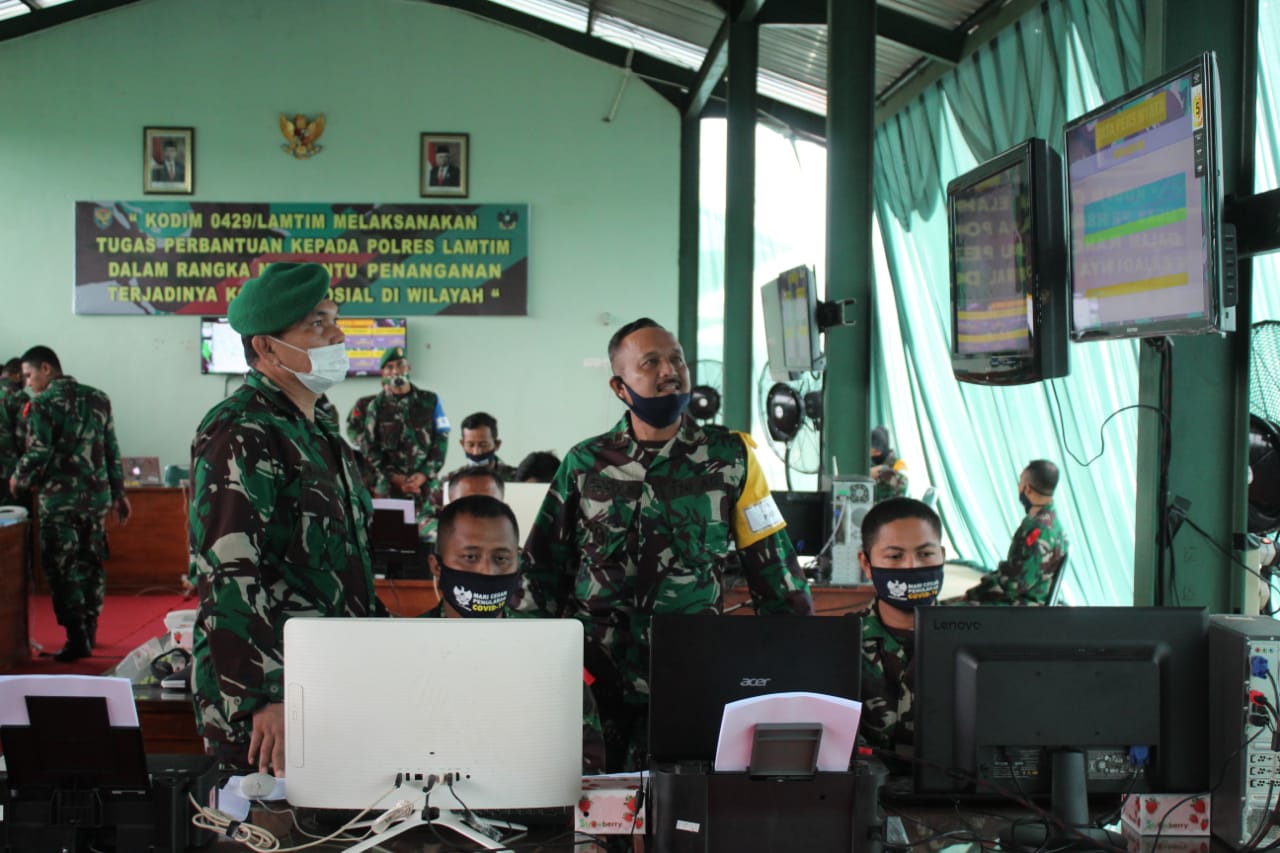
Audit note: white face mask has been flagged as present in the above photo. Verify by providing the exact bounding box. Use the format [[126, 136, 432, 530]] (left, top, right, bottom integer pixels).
[[270, 337, 349, 394]]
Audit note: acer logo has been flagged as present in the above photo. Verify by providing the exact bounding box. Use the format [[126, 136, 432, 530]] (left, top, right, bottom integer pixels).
[[740, 677, 772, 687], [932, 619, 983, 631]]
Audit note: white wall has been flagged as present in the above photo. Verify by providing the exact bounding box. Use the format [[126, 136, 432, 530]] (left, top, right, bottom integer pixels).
[[0, 0, 679, 469]]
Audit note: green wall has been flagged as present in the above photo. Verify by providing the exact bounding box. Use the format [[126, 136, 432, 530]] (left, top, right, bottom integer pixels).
[[0, 0, 679, 469]]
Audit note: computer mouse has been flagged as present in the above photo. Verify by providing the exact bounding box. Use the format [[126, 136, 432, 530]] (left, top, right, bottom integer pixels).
[[240, 772, 279, 799]]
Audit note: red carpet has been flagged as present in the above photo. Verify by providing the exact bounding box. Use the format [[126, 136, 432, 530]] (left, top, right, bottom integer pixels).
[[5, 593, 194, 676]]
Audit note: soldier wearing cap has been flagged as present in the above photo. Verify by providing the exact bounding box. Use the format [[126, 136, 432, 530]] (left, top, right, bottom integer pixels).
[[188, 262, 383, 774], [351, 344, 450, 538], [509, 317, 813, 772], [870, 424, 909, 503]]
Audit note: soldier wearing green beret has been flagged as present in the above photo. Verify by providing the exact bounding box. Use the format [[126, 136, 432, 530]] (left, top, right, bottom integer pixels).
[[351, 344, 451, 539], [188, 262, 384, 774], [9, 345, 130, 661], [508, 317, 814, 771]]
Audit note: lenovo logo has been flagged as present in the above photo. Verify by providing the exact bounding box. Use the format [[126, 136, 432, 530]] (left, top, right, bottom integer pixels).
[[740, 677, 772, 687], [932, 619, 983, 631]]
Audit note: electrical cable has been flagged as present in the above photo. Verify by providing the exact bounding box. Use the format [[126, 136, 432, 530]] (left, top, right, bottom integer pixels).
[[1184, 516, 1273, 587], [188, 783, 397, 852]]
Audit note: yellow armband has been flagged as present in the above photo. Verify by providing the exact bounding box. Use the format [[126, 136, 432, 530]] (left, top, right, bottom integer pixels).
[[731, 431, 785, 548]]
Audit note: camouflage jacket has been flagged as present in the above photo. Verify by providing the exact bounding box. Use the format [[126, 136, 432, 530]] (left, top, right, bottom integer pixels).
[[856, 600, 915, 755], [964, 502, 1068, 606], [510, 413, 813, 704], [11, 376, 124, 518], [0, 384, 27, 482], [872, 453, 909, 504], [188, 370, 382, 761], [357, 386, 450, 512], [424, 601, 607, 773], [344, 393, 378, 454]]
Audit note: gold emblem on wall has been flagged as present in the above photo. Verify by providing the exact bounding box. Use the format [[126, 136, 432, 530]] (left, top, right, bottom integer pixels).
[[279, 113, 326, 159]]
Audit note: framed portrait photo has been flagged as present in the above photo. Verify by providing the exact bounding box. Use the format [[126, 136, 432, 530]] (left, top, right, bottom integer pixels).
[[143, 127, 194, 195], [420, 133, 469, 198]]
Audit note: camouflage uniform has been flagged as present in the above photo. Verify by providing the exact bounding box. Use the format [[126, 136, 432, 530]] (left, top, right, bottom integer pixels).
[[0, 384, 27, 503], [856, 600, 915, 758], [11, 376, 125, 631], [344, 393, 377, 454], [424, 600, 607, 773], [963, 502, 1068, 605], [356, 386, 450, 532], [510, 413, 813, 770], [872, 452, 909, 503], [188, 371, 383, 767]]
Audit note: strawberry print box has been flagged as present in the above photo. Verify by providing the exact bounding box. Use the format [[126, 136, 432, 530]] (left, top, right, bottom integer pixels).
[[577, 774, 646, 835], [1122, 793, 1211, 836]]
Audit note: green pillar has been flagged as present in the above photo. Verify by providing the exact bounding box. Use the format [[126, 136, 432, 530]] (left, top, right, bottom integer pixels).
[[824, 0, 876, 477], [679, 114, 700, 372], [1133, 0, 1255, 609], [722, 20, 757, 432]]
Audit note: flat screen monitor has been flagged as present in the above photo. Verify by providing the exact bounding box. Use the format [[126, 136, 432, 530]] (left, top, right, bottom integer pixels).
[[947, 138, 1068, 385], [199, 316, 407, 376], [761, 265, 824, 381], [1065, 52, 1233, 340], [914, 606, 1208, 846], [648, 614, 861, 765], [283, 618, 582, 813], [772, 490, 828, 557]]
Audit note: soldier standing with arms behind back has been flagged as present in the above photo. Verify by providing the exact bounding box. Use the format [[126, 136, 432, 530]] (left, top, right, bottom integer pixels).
[[188, 263, 383, 773], [9, 346, 131, 661], [356, 345, 450, 538], [510, 317, 813, 771]]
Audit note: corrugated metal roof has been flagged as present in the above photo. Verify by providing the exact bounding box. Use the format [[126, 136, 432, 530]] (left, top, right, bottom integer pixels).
[[1, 0, 1018, 134]]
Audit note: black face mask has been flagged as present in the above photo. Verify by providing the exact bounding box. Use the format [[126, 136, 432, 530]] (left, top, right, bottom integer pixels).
[[465, 451, 498, 466], [871, 452, 887, 466], [615, 378, 690, 428], [437, 562, 519, 617], [1019, 491, 1034, 513], [868, 564, 944, 610]]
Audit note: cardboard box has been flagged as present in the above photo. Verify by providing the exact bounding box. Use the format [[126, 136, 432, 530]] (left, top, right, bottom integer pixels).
[[1122, 793, 1211, 836], [1121, 822, 1212, 853], [577, 773, 645, 835]]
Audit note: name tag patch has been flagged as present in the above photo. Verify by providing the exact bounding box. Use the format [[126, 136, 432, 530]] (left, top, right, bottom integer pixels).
[[743, 495, 783, 534]]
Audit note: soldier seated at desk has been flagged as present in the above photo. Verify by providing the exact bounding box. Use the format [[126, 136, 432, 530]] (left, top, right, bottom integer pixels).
[[854, 497, 945, 769]]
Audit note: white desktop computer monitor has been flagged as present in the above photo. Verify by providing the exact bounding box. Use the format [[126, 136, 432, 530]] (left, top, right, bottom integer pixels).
[[283, 617, 582, 818]]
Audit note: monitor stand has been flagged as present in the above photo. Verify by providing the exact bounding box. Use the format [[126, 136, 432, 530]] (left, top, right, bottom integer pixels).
[[344, 806, 526, 852], [999, 748, 1125, 852]]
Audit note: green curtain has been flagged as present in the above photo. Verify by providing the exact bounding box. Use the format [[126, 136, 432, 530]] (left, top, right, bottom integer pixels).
[[869, 0, 1146, 604]]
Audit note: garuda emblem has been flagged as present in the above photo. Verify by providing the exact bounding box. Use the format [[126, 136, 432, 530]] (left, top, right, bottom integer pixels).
[[279, 113, 326, 159]]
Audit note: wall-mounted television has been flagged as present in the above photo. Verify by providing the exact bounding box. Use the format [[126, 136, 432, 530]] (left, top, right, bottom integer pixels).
[[200, 317, 407, 376], [1065, 51, 1234, 340], [761, 265, 825, 382], [947, 138, 1068, 386]]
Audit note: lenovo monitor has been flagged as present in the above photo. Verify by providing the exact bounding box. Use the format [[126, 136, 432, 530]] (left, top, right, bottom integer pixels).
[[914, 606, 1208, 848], [1065, 52, 1233, 340], [947, 138, 1068, 385]]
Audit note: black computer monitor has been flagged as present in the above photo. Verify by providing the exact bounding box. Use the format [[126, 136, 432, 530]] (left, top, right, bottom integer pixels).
[[914, 606, 1208, 848], [1065, 52, 1233, 340], [772, 490, 828, 557], [947, 137, 1068, 385]]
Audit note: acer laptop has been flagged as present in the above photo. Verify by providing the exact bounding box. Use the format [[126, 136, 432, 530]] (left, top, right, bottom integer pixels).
[[648, 614, 862, 764]]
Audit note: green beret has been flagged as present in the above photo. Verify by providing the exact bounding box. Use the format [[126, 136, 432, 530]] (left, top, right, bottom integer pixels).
[[380, 346, 407, 369], [228, 262, 331, 335]]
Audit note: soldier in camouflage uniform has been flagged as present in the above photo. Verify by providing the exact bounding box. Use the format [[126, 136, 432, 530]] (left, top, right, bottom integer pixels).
[[854, 497, 945, 764], [10, 346, 131, 661], [509, 318, 814, 771], [870, 424, 909, 503], [425, 494, 607, 773], [189, 263, 383, 773], [0, 357, 26, 505], [960, 459, 1068, 606], [355, 346, 450, 538], [431, 412, 519, 509]]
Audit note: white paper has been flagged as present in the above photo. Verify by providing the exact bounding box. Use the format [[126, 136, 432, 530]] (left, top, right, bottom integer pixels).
[[713, 691, 861, 773], [0, 674, 139, 727], [373, 498, 415, 524]]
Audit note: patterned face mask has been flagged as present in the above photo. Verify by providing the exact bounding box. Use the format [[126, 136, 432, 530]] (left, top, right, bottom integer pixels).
[[868, 564, 944, 610], [437, 562, 519, 617]]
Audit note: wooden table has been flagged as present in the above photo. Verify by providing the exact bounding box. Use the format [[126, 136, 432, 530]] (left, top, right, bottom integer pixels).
[[0, 521, 30, 669]]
